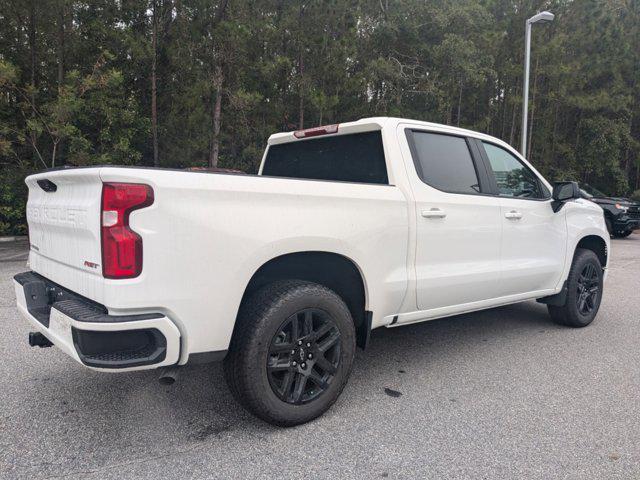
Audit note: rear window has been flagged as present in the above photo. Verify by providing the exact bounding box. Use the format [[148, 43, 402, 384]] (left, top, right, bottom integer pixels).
[[262, 131, 388, 184]]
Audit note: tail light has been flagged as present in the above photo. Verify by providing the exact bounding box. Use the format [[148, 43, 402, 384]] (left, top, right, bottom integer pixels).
[[101, 183, 154, 279]]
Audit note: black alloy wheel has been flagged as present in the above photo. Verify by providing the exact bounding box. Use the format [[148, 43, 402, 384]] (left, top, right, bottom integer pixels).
[[576, 263, 600, 316], [223, 280, 356, 426], [267, 308, 341, 405], [547, 248, 604, 328]]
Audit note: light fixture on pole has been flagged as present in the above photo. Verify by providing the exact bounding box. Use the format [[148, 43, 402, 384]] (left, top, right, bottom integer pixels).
[[521, 11, 554, 157]]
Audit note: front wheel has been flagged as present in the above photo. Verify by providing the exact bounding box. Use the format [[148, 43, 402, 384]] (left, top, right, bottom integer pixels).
[[224, 280, 356, 426], [548, 248, 604, 327]]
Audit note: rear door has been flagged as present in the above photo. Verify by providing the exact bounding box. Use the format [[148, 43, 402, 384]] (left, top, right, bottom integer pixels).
[[403, 128, 503, 312], [477, 141, 566, 295]]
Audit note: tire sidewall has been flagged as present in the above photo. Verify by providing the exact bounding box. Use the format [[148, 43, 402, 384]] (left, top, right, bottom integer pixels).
[[564, 250, 604, 326], [240, 282, 356, 426]]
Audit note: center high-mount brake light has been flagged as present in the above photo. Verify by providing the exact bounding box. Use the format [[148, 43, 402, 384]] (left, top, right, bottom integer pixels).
[[293, 124, 339, 138], [101, 183, 154, 279]]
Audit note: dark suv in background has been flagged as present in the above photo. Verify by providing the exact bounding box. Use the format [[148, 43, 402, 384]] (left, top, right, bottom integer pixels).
[[580, 184, 640, 238]]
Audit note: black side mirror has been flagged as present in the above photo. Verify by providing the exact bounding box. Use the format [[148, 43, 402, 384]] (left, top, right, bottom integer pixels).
[[551, 181, 580, 212]]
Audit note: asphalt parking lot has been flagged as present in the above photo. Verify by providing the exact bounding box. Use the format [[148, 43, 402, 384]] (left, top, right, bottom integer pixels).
[[1, 236, 639, 479]]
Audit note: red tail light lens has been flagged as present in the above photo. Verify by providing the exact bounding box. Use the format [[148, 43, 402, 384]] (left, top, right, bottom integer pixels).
[[101, 183, 154, 279]]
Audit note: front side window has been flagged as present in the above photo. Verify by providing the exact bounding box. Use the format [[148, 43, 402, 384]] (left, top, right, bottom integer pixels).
[[409, 131, 481, 194], [482, 142, 546, 199]]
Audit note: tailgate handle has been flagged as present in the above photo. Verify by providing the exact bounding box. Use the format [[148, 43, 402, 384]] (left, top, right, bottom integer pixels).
[[37, 179, 57, 192]]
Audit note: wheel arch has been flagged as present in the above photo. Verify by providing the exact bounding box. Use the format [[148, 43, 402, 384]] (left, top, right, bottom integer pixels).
[[539, 233, 608, 310], [575, 234, 608, 268], [238, 251, 371, 348]]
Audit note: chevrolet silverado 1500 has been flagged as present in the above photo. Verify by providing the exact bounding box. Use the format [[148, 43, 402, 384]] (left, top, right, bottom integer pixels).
[[13, 117, 609, 426]]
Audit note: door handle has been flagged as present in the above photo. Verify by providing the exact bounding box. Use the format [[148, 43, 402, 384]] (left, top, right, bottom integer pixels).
[[505, 210, 523, 220], [421, 208, 447, 219]]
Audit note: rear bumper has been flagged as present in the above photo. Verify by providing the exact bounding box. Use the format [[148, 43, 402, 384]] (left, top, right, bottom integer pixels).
[[13, 271, 181, 372]]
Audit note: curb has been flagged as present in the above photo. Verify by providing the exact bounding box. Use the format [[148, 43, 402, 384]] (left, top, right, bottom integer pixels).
[[0, 236, 28, 243]]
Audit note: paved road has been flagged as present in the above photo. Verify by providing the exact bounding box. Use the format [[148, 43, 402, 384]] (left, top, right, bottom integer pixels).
[[1, 237, 639, 479], [0, 238, 28, 263]]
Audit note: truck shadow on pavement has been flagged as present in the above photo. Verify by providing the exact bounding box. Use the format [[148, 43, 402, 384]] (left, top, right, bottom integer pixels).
[[36, 301, 556, 432], [138, 300, 554, 421]]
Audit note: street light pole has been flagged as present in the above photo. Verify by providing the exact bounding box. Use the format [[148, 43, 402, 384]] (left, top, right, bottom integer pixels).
[[521, 11, 554, 157], [521, 22, 532, 157]]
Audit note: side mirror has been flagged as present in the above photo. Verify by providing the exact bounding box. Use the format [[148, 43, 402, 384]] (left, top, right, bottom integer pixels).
[[551, 181, 580, 212]]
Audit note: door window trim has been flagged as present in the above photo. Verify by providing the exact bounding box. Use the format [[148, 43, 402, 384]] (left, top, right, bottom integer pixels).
[[404, 128, 493, 196], [476, 139, 552, 202]]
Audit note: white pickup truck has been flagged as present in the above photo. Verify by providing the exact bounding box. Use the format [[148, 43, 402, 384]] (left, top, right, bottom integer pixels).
[[14, 117, 609, 426]]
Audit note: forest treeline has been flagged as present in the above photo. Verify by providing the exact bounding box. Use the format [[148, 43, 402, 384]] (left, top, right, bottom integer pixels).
[[1, 0, 639, 234]]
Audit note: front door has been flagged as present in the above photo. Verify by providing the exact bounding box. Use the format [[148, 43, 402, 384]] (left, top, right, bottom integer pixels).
[[479, 141, 567, 296]]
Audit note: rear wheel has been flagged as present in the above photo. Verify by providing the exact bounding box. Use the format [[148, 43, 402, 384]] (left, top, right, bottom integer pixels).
[[548, 248, 603, 327], [224, 280, 356, 426]]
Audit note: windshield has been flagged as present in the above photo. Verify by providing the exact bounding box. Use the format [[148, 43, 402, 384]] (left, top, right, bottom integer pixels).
[[581, 183, 607, 198]]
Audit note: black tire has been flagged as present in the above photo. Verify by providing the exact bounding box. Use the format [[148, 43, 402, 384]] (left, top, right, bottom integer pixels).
[[612, 230, 632, 238], [548, 248, 604, 328], [223, 280, 356, 427]]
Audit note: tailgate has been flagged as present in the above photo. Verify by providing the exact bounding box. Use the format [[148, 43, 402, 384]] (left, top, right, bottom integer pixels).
[[26, 169, 103, 278]]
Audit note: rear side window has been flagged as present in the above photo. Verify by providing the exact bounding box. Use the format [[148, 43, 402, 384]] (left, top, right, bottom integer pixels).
[[262, 131, 388, 184], [408, 131, 480, 194]]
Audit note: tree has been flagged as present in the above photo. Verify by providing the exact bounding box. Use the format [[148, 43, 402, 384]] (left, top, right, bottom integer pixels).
[[1, 0, 640, 235]]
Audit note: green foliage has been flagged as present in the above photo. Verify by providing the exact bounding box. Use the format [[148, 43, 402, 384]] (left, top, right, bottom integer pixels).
[[1, 0, 640, 236], [0, 162, 29, 236]]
